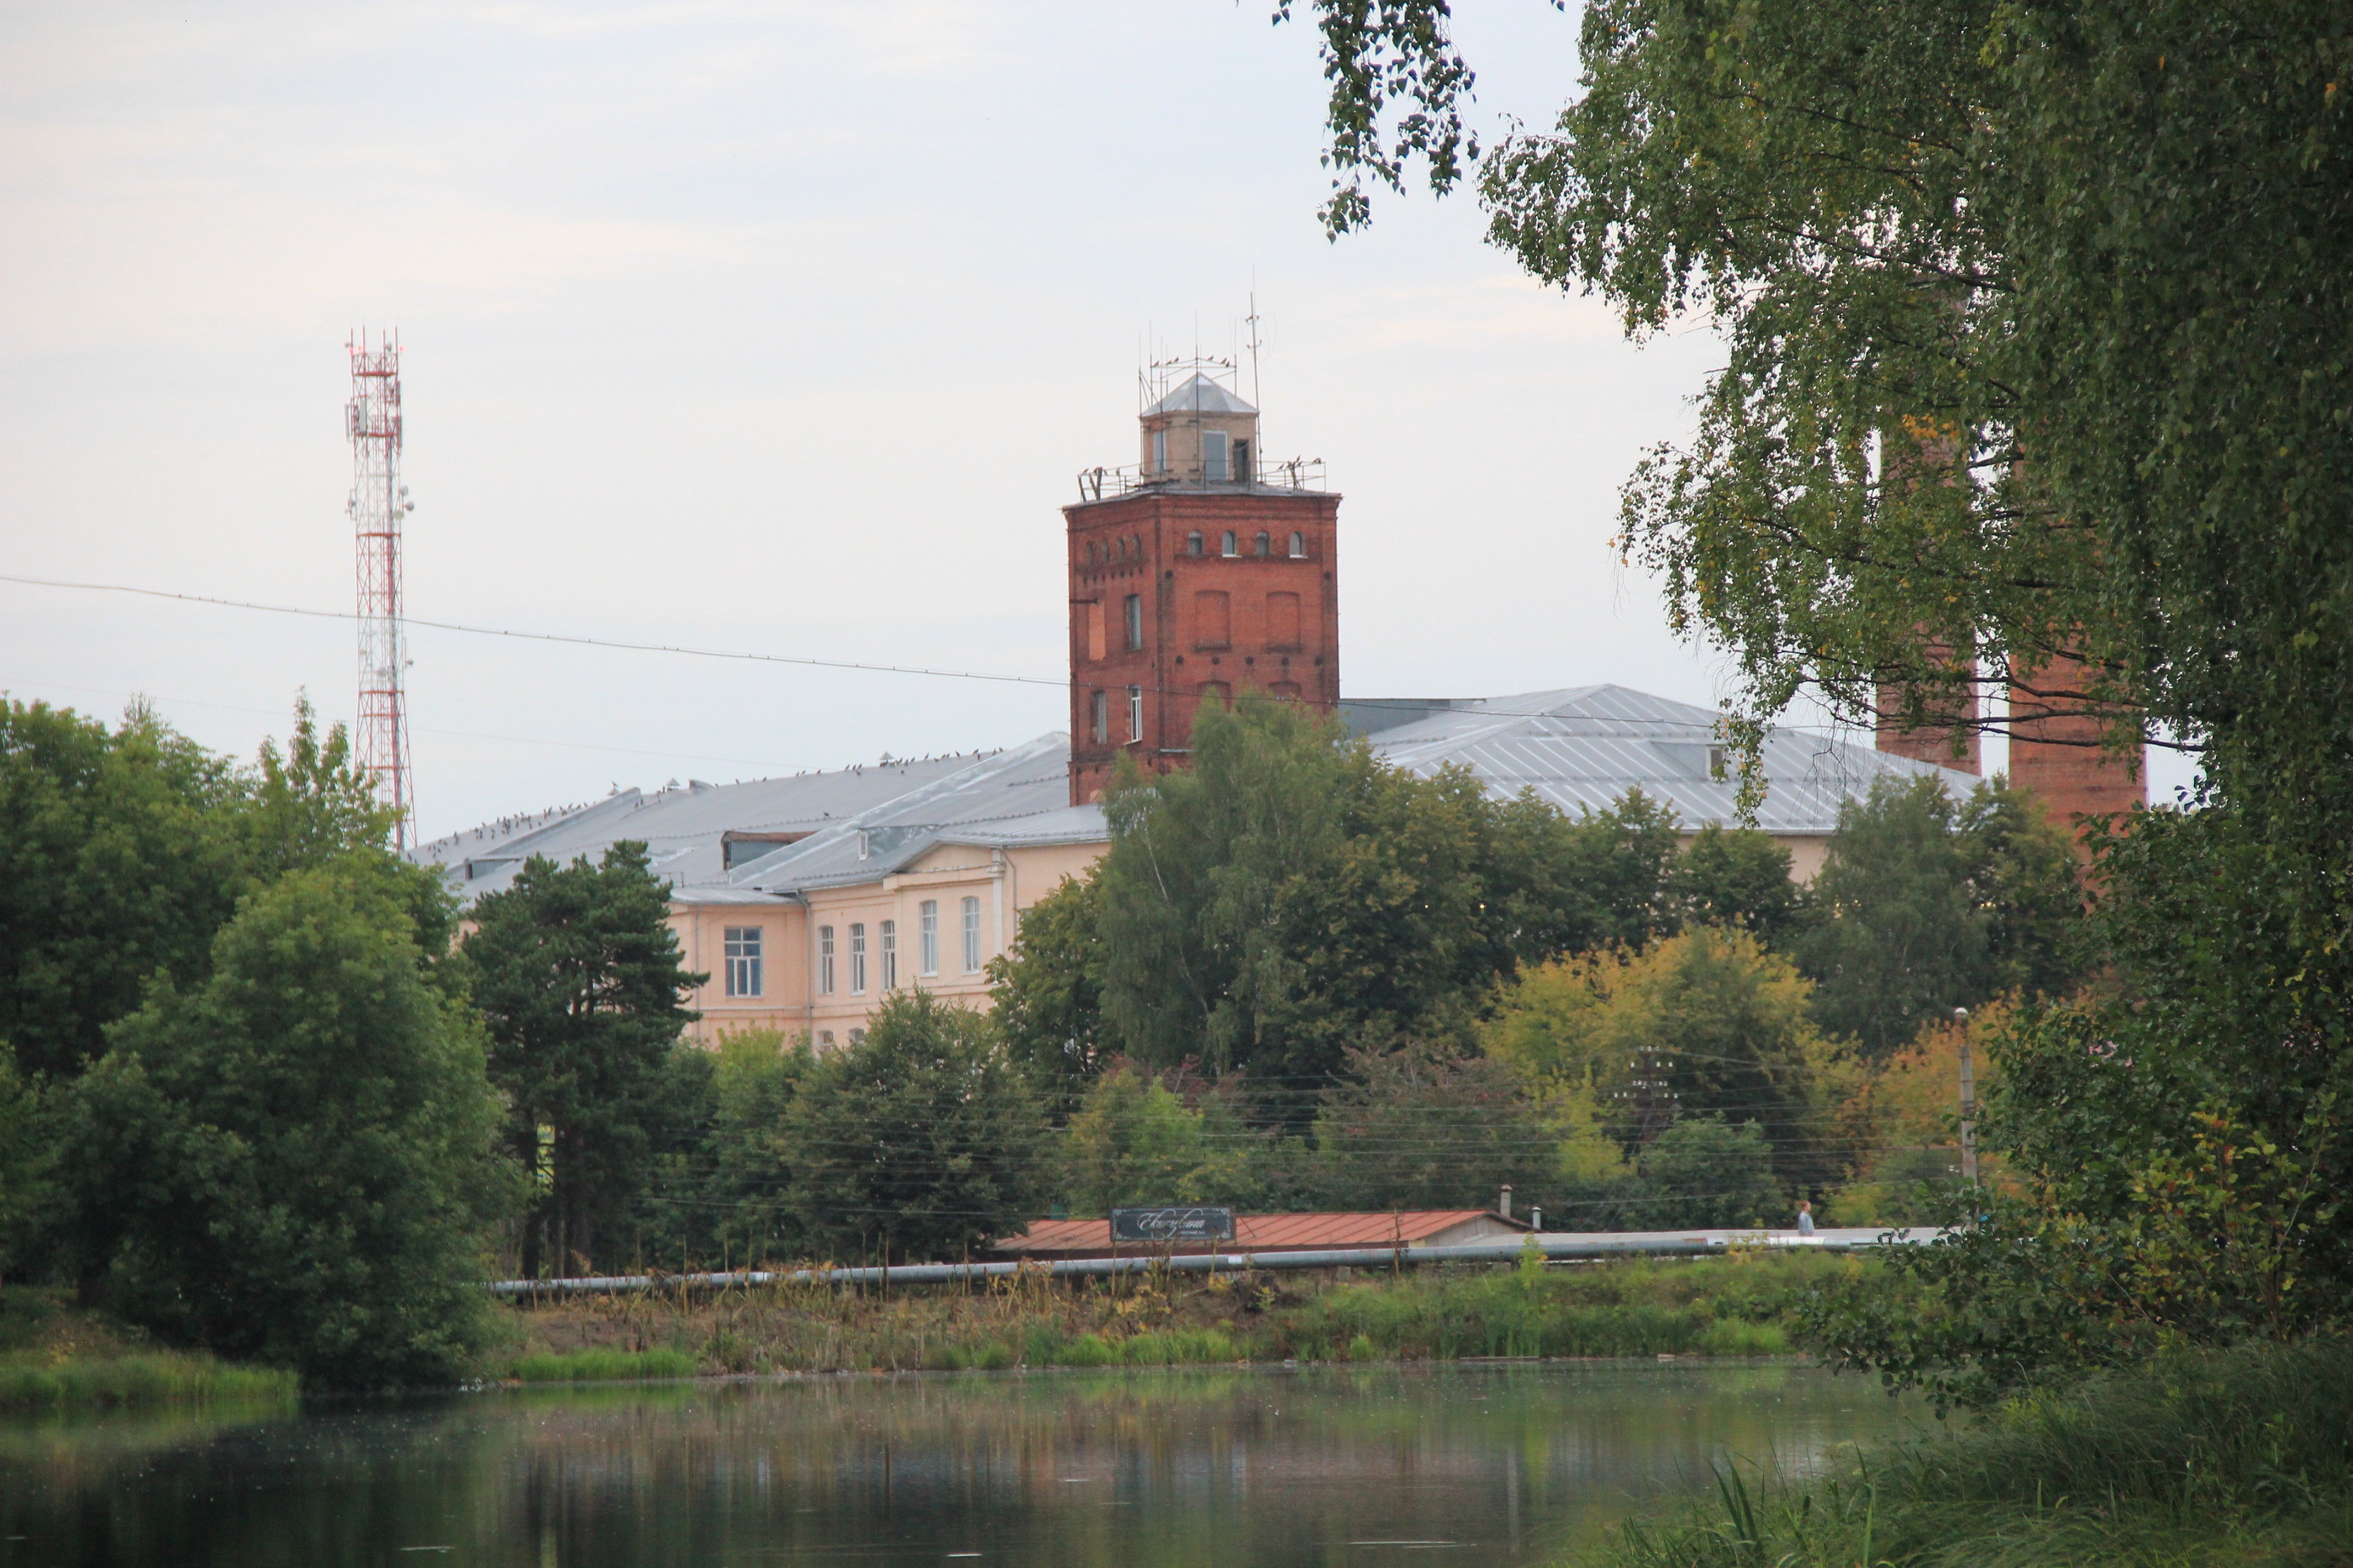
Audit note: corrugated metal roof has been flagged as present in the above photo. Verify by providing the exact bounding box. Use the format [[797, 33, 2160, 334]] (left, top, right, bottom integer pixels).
[[995, 1210, 1527, 1256], [1144, 372, 1255, 417], [413, 737, 1086, 904], [1365, 685, 1977, 837]]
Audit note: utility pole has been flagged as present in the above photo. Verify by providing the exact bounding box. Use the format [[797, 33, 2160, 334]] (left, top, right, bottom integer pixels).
[[1953, 1006, 1979, 1185]]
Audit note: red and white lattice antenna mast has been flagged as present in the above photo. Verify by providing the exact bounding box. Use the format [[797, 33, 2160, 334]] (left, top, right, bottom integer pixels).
[[346, 329, 416, 850]]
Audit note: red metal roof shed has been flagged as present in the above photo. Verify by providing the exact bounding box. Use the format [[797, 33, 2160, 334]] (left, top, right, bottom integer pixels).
[[993, 1210, 1531, 1261]]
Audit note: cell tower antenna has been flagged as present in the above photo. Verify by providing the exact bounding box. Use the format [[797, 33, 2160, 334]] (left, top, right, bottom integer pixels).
[[346, 329, 417, 850], [1245, 284, 1264, 435]]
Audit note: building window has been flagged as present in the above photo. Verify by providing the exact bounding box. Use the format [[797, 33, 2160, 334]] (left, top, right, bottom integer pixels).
[[818, 1029, 835, 1050], [919, 900, 939, 976], [1127, 685, 1144, 743], [723, 926, 763, 998], [1123, 593, 1142, 651], [1187, 531, 1203, 556], [1202, 429, 1229, 481], [849, 1029, 867, 1045], [1090, 688, 1108, 744], [879, 918, 898, 989], [1270, 680, 1302, 699], [1153, 429, 1167, 472], [961, 896, 982, 972], [1221, 530, 1237, 557], [849, 922, 867, 993], [1255, 530, 1271, 556], [818, 925, 835, 995], [1289, 530, 1306, 558]]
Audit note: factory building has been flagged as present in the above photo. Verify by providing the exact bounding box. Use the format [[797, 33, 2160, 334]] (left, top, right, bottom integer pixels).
[[416, 367, 2109, 1043]]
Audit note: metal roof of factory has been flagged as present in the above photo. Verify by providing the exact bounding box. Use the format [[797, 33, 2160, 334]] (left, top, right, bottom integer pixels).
[[413, 735, 1092, 904], [1352, 684, 1977, 837]]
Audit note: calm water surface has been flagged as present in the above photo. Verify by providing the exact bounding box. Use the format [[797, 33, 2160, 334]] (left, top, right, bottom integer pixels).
[[0, 1361, 1919, 1567]]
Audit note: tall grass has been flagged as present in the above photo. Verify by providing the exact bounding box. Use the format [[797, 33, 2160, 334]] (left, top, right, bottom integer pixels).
[[1577, 1337, 2353, 1567], [0, 1352, 297, 1411], [501, 1253, 1892, 1377], [511, 1348, 698, 1382]]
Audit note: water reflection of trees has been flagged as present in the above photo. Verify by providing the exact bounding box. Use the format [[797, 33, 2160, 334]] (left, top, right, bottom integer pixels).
[[0, 1365, 1917, 1566]]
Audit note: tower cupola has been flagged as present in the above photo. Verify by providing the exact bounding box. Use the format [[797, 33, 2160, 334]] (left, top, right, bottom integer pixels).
[[1140, 373, 1258, 485]]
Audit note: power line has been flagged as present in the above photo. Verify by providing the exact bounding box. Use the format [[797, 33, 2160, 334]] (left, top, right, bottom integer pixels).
[[0, 571, 1061, 691]]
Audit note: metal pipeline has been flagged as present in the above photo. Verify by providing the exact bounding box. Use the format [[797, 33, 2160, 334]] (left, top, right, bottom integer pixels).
[[487, 1226, 1936, 1299]]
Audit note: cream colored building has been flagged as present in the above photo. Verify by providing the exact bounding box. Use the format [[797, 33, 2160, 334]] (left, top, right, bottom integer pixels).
[[416, 687, 1972, 1044]]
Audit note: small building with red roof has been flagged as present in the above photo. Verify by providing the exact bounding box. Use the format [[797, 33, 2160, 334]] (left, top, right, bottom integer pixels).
[[993, 1210, 1532, 1262]]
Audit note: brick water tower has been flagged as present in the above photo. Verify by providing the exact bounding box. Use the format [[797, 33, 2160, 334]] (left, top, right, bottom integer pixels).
[[1066, 364, 1341, 803]]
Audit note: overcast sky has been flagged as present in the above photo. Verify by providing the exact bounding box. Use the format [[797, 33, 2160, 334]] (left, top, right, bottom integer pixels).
[[0, 3, 2187, 839]]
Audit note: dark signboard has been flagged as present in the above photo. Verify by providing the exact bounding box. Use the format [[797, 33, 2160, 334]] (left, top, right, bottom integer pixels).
[[1109, 1206, 1237, 1244]]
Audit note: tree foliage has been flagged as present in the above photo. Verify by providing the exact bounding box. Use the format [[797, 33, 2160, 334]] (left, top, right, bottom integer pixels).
[[0, 696, 412, 1081], [47, 861, 508, 1389], [987, 873, 1107, 1109], [461, 843, 703, 1276], [781, 992, 1050, 1266], [1799, 775, 2082, 1059]]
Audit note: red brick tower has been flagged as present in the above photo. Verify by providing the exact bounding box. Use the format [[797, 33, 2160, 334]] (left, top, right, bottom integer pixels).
[[2008, 648, 2145, 844], [1066, 370, 1341, 803]]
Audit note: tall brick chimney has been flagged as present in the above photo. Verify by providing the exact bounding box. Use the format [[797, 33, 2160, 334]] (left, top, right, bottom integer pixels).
[[1875, 656, 1983, 775], [1065, 370, 1341, 805], [2008, 647, 2145, 842]]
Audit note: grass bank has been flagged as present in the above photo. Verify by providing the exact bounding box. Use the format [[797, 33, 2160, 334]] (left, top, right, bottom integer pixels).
[[499, 1250, 1901, 1376], [1571, 1337, 2353, 1568], [0, 1288, 297, 1412]]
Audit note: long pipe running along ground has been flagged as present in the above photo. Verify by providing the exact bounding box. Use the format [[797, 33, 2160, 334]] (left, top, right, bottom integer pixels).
[[487, 1226, 1940, 1299]]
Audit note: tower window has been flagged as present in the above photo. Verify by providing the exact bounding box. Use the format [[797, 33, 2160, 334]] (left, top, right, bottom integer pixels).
[[961, 896, 982, 972], [1123, 593, 1142, 650], [1255, 531, 1271, 556], [1221, 531, 1237, 558], [1202, 430, 1230, 481], [1153, 429, 1167, 472], [1128, 685, 1144, 743], [849, 922, 867, 994], [1289, 531, 1306, 558], [1091, 688, 1108, 743], [818, 925, 836, 995], [880, 918, 898, 990], [723, 926, 763, 998], [919, 900, 939, 976], [1187, 531, 1203, 556]]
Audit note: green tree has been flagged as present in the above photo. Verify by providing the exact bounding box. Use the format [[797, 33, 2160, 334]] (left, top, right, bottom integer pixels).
[[1799, 777, 1987, 1059], [1800, 776, 2082, 1058], [461, 844, 703, 1276], [1634, 1116, 1786, 1230], [1306, 1038, 1566, 1214], [987, 873, 1107, 1109], [49, 860, 508, 1388], [1671, 823, 1806, 945], [0, 700, 244, 1078], [1287, 0, 2353, 1387], [1487, 926, 1843, 1190], [689, 1028, 810, 1266], [0, 1048, 46, 1282], [1092, 694, 1671, 1110], [1061, 1065, 1213, 1216], [782, 992, 1050, 1265]]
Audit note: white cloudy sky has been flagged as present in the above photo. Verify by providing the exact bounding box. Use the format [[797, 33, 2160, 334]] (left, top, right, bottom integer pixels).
[[0, 2, 2183, 839]]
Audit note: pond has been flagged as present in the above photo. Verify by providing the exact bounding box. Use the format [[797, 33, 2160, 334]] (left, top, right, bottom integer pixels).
[[0, 1361, 1920, 1567]]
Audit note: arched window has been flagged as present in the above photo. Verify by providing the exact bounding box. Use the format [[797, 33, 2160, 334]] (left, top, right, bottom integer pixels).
[[1086, 541, 1098, 566], [1289, 531, 1307, 559], [1221, 531, 1238, 557], [1254, 531, 1271, 556], [1187, 531, 1203, 556]]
